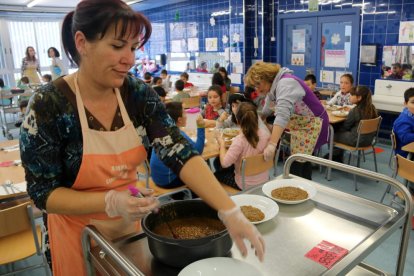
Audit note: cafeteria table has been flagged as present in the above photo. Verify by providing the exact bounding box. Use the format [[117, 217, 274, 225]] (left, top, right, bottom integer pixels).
[[81, 154, 413, 276], [402, 141, 414, 160]]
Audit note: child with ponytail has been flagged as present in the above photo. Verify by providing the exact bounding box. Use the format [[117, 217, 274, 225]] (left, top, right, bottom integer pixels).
[[215, 102, 270, 190]]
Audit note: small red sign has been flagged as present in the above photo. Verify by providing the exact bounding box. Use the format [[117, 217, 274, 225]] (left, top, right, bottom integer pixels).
[[305, 240, 349, 269]]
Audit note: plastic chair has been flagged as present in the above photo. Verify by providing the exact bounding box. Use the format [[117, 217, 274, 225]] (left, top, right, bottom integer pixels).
[[0, 201, 50, 276], [182, 96, 200, 109], [333, 116, 382, 191], [240, 153, 275, 190]]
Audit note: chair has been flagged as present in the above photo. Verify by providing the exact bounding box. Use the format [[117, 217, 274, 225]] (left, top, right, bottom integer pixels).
[[333, 116, 382, 191], [182, 96, 200, 109], [388, 130, 397, 170], [240, 153, 275, 190], [0, 201, 50, 276], [381, 154, 414, 204]]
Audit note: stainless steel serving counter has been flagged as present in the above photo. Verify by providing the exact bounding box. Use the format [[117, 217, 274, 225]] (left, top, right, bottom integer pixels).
[[82, 154, 413, 276]]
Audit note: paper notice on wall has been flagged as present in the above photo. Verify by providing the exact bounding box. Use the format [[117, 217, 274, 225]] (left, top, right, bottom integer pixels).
[[291, 53, 305, 66], [224, 48, 230, 61], [232, 62, 244, 74], [292, 29, 306, 52], [325, 50, 346, 68], [205, 37, 218, 51], [320, 70, 334, 83], [230, 52, 241, 63], [187, 37, 199, 52], [335, 71, 351, 84], [171, 39, 186, 53], [399, 21, 414, 44], [229, 73, 242, 84], [382, 46, 394, 66]]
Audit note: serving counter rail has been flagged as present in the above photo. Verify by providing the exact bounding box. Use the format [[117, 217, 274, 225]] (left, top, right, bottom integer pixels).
[[81, 154, 412, 276]]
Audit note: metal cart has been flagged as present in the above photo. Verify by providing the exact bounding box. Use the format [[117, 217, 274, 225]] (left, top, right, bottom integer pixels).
[[81, 154, 413, 276], [0, 89, 33, 140]]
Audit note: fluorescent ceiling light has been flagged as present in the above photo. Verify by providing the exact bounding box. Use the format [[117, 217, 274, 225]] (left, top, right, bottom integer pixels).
[[27, 0, 44, 8], [126, 0, 143, 5]]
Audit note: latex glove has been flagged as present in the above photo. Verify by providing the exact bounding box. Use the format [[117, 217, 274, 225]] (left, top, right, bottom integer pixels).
[[105, 189, 159, 221], [263, 142, 277, 161], [218, 206, 265, 261]]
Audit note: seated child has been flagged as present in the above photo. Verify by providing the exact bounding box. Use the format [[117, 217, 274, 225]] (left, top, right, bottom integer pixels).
[[152, 76, 163, 87], [180, 72, 194, 88], [42, 74, 52, 83], [150, 102, 205, 188], [304, 74, 321, 100], [15, 100, 29, 128], [143, 72, 152, 84], [214, 102, 270, 190], [216, 93, 269, 134], [394, 88, 414, 158], [333, 86, 378, 161], [153, 86, 166, 103], [201, 85, 225, 127], [172, 79, 190, 102], [327, 74, 353, 106], [160, 69, 171, 90], [17, 76, 30, 90]]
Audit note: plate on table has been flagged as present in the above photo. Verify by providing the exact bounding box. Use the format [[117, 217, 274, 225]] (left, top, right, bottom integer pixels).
[[178, 257, 262, 276], [331, 110, 349, 117], [222, 128, 239, 137], [325, 105, 340, 111], [262, 179, 317, 204], [231, 194, 279, 224]]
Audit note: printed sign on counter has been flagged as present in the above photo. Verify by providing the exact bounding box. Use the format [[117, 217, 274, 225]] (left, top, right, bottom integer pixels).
[[305, 240, 348, 269]]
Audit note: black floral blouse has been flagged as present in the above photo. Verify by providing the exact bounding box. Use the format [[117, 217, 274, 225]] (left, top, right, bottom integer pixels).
[[20, 76, 198, 210]]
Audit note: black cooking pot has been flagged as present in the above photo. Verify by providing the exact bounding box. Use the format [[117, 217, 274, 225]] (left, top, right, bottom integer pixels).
[[141, 199, 233, 268]]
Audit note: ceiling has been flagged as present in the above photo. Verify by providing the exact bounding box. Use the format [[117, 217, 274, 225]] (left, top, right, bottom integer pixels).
[[0, 0, 187, 13]]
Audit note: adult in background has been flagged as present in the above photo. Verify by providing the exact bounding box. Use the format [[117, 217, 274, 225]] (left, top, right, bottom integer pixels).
[[21, 46, 41, 83], [245, 62, 329, 179], [48, 47, 65, 80], [20, 1, 264, 274]]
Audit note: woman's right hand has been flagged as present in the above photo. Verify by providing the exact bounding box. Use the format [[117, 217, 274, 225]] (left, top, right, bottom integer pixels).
[[104, 189, 159, 221], [218, 206, 265, 261]]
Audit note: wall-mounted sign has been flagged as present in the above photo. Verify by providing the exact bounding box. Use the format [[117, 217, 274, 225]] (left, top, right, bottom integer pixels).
[[399, 21, 414, 44]]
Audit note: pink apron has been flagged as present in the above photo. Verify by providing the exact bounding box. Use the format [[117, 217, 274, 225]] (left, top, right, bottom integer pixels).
[[48, 76, 147, 275]]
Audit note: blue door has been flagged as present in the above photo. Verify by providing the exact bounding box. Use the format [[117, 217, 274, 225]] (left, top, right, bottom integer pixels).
[[278, 8, 360, 87], [281, 18, 317, 80]]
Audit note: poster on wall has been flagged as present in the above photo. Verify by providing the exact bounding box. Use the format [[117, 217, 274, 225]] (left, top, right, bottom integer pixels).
[[171, 39, 186, 53], [291, 54, 305, 66], [308, 0, 318, 12], [320, 70, 334, 83], [335, 71, 351, 84], [325, 50, 346, 68], [232, 63, 244, 74], [187, 37, 199, 52], [292, 29, 306, 52], [399, 21, 414, 44], [230, 52, 241, 63], [205, 37, 218, 51]]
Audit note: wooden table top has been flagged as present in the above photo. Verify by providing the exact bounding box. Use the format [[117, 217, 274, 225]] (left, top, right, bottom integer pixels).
[[327, 109, 347, 124], [0, 140, 20, 163], [182, 127, 220, 160]]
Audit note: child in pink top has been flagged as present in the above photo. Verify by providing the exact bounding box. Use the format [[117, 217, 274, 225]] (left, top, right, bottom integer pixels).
[[215, 102, 270, 190]]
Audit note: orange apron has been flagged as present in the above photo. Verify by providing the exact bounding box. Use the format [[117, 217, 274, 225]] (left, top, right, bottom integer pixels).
[[48, 76, 147, 276]]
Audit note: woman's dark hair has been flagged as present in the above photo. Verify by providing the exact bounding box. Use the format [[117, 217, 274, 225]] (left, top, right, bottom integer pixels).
[[0, 78, 4, 88], [228, 93, 254, 124], [47, 47, 60, 58], [341, 73, 354, 85], [350, 86, 378, 119], [62, 0, 152, 66], [235, 102, 259, 148], [165, 101, 183, 122], [212, 72, 224, 86], [218, 67, 229, 80], [25, 46, 36, 62]]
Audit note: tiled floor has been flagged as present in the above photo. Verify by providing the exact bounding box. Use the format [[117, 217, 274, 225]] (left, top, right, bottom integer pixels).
[[1, 113, 413, 275]]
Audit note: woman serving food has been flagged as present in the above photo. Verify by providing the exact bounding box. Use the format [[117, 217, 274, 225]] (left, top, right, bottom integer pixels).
[[20, 1, 264, 275]]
